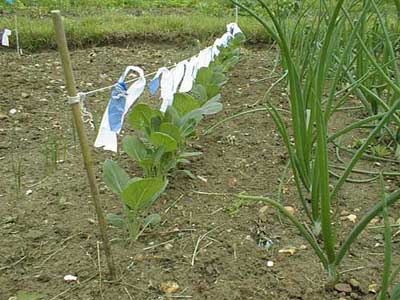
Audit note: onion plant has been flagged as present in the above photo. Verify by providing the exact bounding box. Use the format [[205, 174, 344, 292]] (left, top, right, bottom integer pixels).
[[231, 0, 400, 285]]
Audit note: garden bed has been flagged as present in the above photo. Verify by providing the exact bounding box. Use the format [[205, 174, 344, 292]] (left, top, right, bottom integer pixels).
[[0, 43, 399, 300]]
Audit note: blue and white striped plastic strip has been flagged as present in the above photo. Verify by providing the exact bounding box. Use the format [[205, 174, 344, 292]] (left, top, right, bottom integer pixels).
[[95, 66, 146, 152]]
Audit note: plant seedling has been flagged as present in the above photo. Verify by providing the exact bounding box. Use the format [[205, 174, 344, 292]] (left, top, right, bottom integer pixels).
[[103, 160, 167, 240]]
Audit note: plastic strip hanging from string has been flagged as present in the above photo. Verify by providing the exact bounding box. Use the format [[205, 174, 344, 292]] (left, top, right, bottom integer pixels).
[[1, 29, 12, 47], [95, 66, 146, 152], [149, 22, 243, 113]]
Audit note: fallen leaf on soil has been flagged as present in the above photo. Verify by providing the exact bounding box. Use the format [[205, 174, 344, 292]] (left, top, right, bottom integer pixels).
[[279, 246, 297, 256], [159, 281, 180, 294]]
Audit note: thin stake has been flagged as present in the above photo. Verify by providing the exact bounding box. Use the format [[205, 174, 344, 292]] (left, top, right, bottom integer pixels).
[[14, 15, 21, 56], [235, 5, 239, 24], [51, 10, 116, 279]]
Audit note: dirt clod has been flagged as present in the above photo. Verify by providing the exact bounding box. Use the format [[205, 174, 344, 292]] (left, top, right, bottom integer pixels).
[[335, 283, 352, 294]]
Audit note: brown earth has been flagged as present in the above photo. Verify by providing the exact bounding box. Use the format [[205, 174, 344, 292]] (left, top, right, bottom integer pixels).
[[0, 43, 400, 300]]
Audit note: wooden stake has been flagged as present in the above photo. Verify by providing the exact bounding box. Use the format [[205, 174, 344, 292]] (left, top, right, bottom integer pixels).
[[51, 10, 116, 279]]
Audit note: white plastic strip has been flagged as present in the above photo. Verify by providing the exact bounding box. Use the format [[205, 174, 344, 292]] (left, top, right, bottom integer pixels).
[[1, 29, 11, 47]]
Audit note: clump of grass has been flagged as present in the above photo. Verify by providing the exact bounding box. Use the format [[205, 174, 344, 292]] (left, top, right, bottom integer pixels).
[[0, 13, 266, 51]]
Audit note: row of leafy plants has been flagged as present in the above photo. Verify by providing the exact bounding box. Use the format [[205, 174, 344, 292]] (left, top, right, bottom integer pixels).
[[231, 0, 400, 296], [102, 35, 244, 240]]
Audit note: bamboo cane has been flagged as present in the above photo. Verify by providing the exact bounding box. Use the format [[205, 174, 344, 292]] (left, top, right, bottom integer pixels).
[[51, 10, 116, 279]]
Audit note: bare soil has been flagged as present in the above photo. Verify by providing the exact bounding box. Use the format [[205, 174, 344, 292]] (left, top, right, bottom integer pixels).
[[1, 43, 399, 300]]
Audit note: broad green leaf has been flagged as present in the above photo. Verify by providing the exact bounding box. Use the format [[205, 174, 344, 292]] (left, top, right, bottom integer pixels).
[[222, 56, 240, 72], [160, 123, 182, 145], [150, 132, 178, 152], [16, 291, 46, 300], [164, 106, 181, 126], [129, 103, 162, 131], [177, 158, 190, 164], [173, 93, 201, 117], [191, 84, 208, 102], [121, 177, 167, 211], [144, 213, 161, 227], [180, 118, 199, 137], [151, 116, 162, 132], [200, 101, 223, 115], [139, 158, 155, 176], [154, 146, 166, 161], [103, 160, 130, 196], [180, 109, 203, 128], [106, 213, 126, 229], [208, 94, 222, 103], [123, 136, 147, 162], [211, 72, 227, 86], [196, 67, 213, 86], [206, 84, 221, 99]]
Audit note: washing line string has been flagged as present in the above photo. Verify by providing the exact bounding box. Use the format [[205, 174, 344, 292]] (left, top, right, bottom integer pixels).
[[81, 62, 179, 98], [73, 21, 242, 130], [79, 9, 241, 99], [71, 61, 180, 130], [72, 54, 206, 131]]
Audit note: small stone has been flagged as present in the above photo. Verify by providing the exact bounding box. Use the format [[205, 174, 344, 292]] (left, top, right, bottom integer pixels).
[[25, 189, 33, 196], [21, 92, 30, 98], [350, 292, 360, 299], [349, 278, 360, 288], [368, 283, 378, 294], [159, 281, 180, 294], [346, 214, 357, 223], [335, 283, 352, 294], [284, 206, 295, 215], [266, 260, 274, 267], [164, 243, 173, 250], [64, 274, 78, 283], [9, 109, 17, 115], [87, 218, 96, 224]]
